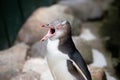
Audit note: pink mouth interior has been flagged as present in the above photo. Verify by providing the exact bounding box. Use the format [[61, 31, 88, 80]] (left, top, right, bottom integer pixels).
[[41, 28, 55, 41], [50, 28, 55, 34]]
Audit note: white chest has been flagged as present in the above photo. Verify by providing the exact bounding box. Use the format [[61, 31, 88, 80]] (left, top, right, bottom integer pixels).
[[47, 39, 69, 66], [46, 39, 77, 80]]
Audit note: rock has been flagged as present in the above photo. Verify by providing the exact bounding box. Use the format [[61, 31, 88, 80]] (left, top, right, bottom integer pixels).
[[27, 40, 47, 58], [105, 71, 117, 80], [0, 43, 29, 80], [72, 36, 93, 64], [17, 4, 81, 45], [0, 43, 29, 69], [23, 58, 53, 80], [80, 22, 115, 73], [88, 66, 107, 80], [92, 0, 113, 11], [10, 71, 40, 80], [0, 66, 19, 80], [90, 49, 107, 68], [59, 0, 103, 21], [80, 21, 117, 79], [80, 28, 97, 41]]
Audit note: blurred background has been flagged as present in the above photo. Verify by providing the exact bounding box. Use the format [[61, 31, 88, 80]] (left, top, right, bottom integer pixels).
[[0, 0, 120, 80]]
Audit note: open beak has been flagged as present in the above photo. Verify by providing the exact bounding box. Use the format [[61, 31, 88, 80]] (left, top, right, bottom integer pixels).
[[41, 24, 55, 41]]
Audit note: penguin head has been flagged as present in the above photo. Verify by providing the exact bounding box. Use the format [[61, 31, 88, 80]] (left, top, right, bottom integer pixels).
[[41, 18, 71, 41]]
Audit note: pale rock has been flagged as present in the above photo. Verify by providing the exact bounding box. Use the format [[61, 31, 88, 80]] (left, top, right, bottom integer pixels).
[[0, 43, 29, 80], [27, 40, 47, 58], [0, 43, 29, 70], [88, 66, 107, 80], [59, 0, 113, 14], [23, 58, 53, 80], [59, 0, 103, 21], [80, 28, 97, 41], [105, 71, 117, 80], [90, 48, 107, 68], [92, 0, 113, 11], [10, 71, 40, 80], [0, 66, 20, 80], [17, 4, 81, 45], [80, 22, 115, 74]]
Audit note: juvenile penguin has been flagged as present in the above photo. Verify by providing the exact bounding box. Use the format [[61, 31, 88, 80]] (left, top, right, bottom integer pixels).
[[41, 18, 91, 80]]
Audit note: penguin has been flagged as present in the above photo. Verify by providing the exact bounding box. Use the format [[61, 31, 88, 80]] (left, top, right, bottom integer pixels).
[[41, 18, 92, 80]]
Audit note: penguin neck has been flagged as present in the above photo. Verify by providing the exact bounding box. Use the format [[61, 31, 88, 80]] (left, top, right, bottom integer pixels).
[[58, 35, 76, 54]]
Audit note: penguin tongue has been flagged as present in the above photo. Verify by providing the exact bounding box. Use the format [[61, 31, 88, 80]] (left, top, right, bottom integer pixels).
[[41, 28, 55, 41]]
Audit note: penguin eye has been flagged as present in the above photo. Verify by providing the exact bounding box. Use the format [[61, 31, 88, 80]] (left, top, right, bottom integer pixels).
[[61, 20, 67, 25], [46, 24, 49, 26]]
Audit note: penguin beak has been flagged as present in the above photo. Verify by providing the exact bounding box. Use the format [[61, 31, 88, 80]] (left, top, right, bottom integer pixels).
[[41, 24, 55, 41]]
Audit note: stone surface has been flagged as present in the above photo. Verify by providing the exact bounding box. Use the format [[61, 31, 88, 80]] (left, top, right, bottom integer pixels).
[[92, 0, 113, 11], [59, 0, 103, 21], [88, 66, 107, 80], [80, 21, 117, 79], [22, 58, 53, 80], [10, 71, 40, 80], [0, 43, 29, 69], [17, 4, 81, 45], [0, 43, 29, 80], [0, 66, 19, 80], [72, 36, 93, 64], [90, 49, 107, 68], [27, 40, 47, 58], [80, 22, 115, 73]]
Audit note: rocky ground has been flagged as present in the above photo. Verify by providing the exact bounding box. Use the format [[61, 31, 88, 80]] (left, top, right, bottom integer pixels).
[[0, 0, 118, 80]]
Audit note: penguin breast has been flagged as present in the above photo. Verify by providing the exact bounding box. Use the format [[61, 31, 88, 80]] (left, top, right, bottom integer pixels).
[[46, 39, 77, 80]]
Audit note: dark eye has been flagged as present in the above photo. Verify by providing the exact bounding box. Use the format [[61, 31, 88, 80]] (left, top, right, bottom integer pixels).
[[46, 24, 49, 26]]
